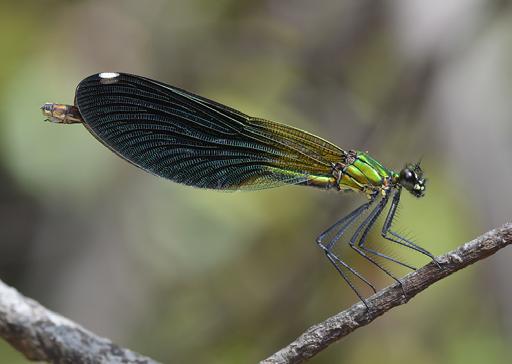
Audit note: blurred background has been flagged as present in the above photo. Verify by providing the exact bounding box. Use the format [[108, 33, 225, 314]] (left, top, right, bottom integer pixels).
[[1, 0, 511, 363]]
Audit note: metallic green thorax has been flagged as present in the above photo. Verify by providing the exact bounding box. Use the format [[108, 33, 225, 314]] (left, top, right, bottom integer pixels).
[[332, 150, 398, 196], [298, 150, 399, 196]]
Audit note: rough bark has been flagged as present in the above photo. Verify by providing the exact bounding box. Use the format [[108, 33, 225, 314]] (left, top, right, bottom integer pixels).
[[0, 280, 159, 363]]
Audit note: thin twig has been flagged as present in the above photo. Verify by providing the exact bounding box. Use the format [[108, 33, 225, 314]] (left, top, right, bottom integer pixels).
[[261, 222, 512, 364], [0, 279, 160, 363]]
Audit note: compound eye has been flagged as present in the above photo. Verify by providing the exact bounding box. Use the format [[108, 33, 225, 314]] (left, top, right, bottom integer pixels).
[[402, 169, 413, 181]]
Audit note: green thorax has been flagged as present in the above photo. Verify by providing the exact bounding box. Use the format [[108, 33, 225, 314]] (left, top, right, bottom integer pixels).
[[338, 151, 398, 194]]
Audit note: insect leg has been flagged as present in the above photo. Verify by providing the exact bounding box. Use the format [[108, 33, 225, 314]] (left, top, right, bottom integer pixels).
[[347, 194, 406, 284], [355, 192, 417, 270], [315, 198, 377, 305], [325, 252, 370, 309], [381, 189, 441, 267], [316, 198, 374, 249]]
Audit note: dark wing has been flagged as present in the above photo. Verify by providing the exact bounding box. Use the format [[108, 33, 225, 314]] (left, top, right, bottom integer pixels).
[[75, 72, 344, 190]]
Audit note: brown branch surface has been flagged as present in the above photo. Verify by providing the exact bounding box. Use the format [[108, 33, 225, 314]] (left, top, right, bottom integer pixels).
[[0, 224, 510, 364], [261, 222, 512, 364], [0, 280, 160, 363]]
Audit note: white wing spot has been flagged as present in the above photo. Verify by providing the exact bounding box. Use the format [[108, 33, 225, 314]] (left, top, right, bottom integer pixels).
[[99, 72, 120, 79]]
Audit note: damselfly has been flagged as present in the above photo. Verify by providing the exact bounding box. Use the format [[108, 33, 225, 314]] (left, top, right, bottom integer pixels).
[[42, 72, 438, 307]]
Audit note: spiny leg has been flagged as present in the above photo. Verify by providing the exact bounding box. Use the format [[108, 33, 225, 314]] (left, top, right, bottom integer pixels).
[[348, 194, 407, 286], [356, 192, 417, 271], [316, 198, 374, 248], [382, 189, 441, 268], [325, 252, 371, 309], [316, 198, 377, 305]]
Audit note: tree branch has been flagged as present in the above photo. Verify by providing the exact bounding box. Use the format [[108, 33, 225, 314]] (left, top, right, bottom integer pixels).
[[0, 279, 160, 363], [261, 222, 512, 364], [1, 224, 510, 363]]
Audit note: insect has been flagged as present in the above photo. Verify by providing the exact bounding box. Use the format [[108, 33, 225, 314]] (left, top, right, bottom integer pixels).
[[42, 72, 438, 307]]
